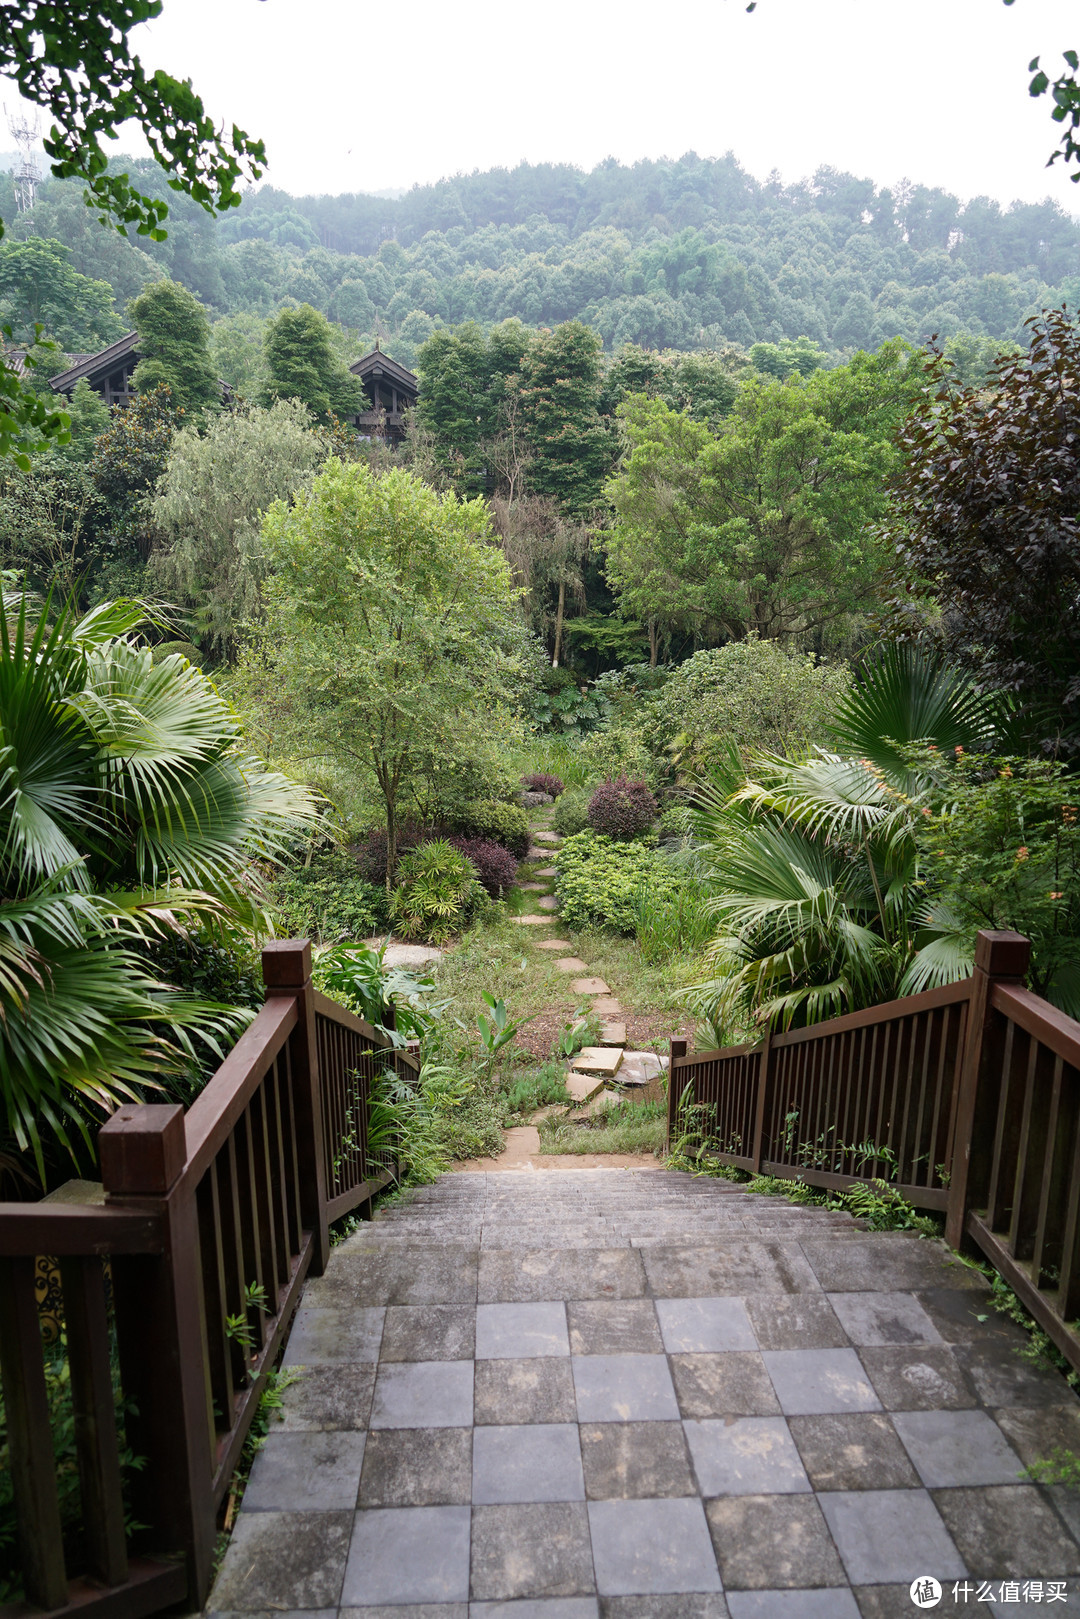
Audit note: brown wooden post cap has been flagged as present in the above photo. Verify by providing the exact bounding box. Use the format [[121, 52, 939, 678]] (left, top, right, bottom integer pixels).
[[670, 1038, 689, 1059], [262, 938, 312, 991], [99, 1103, 186, 1196], [974, 930, 1031, 979]]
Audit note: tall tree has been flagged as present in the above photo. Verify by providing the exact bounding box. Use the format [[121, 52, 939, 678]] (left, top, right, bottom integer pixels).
[[515, 321, 611, 519], [888, 308, 1080, 754], [129, 279, 220, 413], [606, 341, 920, 648], [0, 237, 122, 350], [261, 304, 363, 421], [248, 461, 525, 883], [0, 1, 264, 464]]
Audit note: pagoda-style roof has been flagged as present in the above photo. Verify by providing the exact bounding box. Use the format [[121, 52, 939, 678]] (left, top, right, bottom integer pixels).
[[50, 331, 139, 395], [349, 348, 418, 396]]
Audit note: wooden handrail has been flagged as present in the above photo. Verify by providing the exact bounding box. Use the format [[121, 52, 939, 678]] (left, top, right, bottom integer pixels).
[[181, 995, 297, 1189], [0, 1205, 163, 1256]]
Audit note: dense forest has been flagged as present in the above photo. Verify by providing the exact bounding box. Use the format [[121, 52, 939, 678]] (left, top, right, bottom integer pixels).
[[2, 150, 1079, 375]]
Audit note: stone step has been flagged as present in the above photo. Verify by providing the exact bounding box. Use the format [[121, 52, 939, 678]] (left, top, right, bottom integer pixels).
[[537, 895, 559, 911], [570, 976, 610, 994], [600, 1021, 627, 1047], [556, 956, 589, 972], [535, 939, 573, 950], [571, 1045, 624, 1079], [511, 914, 556, 925]]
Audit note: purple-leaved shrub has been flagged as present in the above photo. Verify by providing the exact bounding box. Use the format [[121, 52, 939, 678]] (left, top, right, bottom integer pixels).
[[587, 776, 658, 840], [522, 772, 565, 798], [445, 836, 518, 898]]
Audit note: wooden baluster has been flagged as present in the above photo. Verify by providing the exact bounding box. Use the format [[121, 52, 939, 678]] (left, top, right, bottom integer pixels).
[[263, 939, 330, 1276], [750, 1032, 773, 1174], [60, 1255, 129, 1585], [100, 1102, 217, 1606], [945, 930, 1031, 1249], [667, 1037, 688, 1148], [0, 1256, 68, 1609]]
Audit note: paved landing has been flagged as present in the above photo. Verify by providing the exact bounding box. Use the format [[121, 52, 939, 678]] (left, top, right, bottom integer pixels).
[[208, 1170, 1080, 1617]]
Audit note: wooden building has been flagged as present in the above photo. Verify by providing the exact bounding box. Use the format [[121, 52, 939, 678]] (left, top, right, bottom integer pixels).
[[50, 331, 139, 408], [350, 346, 418, 443]]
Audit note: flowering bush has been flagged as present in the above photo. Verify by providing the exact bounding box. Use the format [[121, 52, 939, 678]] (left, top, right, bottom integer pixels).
[[587, 776, 658, 840], [522, 772, 564, 798], [445, 836, 518, 898]]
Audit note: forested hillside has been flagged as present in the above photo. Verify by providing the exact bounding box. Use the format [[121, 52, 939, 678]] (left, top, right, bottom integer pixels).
[[3, 151, 1078, 374]]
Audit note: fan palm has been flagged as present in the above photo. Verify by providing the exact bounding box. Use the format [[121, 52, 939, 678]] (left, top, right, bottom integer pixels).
[[689, 646, 1006, 1035], [0, 592, 315, 1183]]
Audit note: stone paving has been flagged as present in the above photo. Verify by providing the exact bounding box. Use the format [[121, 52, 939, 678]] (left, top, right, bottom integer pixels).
[[208, 1169, 1080, 1617]]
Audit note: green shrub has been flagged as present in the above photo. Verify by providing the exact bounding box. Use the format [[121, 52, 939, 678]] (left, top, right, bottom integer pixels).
[[151, 639, 205, 668], [390, 840, 485, 945], [657, 804, 694, 839], [553, 785, 593, 837], [269, 852, 389, 941], [454, 799, 530, 859], [556, 830, 684, 934], [577, 723, 661, 790]]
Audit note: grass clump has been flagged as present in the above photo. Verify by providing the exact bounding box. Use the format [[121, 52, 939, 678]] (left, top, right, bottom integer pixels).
[[539, 1095, 667, 1156]]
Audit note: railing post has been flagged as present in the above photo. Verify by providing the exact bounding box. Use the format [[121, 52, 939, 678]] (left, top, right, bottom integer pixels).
[[667, 1038, 688, 1148], [945, 930, 1031, 1249], [263, 939, 330, 1276], [750, 1031, 774, 1174], [99, 1103, 216, 1606]]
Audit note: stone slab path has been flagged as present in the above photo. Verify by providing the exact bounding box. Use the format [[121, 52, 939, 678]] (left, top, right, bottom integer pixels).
[[209, 1169, 1080, 1616]]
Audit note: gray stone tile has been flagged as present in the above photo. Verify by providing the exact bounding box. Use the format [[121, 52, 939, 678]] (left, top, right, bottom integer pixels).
[[342, 1504, 472, 1604], [359, 1427, 472, 1507], [580, 1421, 695, 1499], [817, 1489, 965, 1584], [242, 1430, 366, 1510], [567, 1300, 663, 1356], [472, 1424, 585, 1504], [282, 1307, 384, 1365], [209, 1510, 353, 1609], [745, 1295, 849, 1350], [588, 1498, 723, 1595], [471, 1603, 599, 1619], [991, 1400, 1080, 1469], [479, 1249, 645, 1302], [852, 1591, 930, 1619], [706, 1495, 845, 1590], [727, 1593, 860, 1619], [827, 1291, 944, 1347], [954, 1338, 1073, 1406], [915, 1286, 1024, 1344], [800, 1236, 984, 1294], [572, 1354, 679, 1422], [642, 1244, 821, 1298], [306, 1245, 479, 1306], [343, 1610, 466, 1619], [476, 1302, 569, 1359], [685, 1417, 810, 1496], [381, 1305, 476, 1362], [859, 1345, 976, 1410], [474, 1357, 577, 1425], [893, 1408, 1025, 1487], [788, 1413, 920, 1491], [762, 1349, 881, 1414], [275, 1363, 375, 1430], [671, 1354, 781, 1419], [599, 1599, 729, 1619], [370, 1360, 474, 1428], [471, 1503, 595, 1600], [208, 1610, 337, 1619], [656, 1297, 757, 1353], [932, 1483, 1080, 1576]]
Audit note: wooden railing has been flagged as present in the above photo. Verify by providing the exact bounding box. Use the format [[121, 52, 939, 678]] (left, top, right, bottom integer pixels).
[[670, 929, 1080, 1374], [0, 940, 416, 1619]]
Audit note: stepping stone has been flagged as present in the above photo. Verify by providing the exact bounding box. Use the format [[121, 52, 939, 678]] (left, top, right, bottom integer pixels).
[[570, 977, 610, 994], [591, 996, 623, 1016], [520, 882, 550, 891], [600, 1022, 627, 1048], [572, 1088, 622, 1119], [616, 1050, 666, 1087], [556, 957, 589, 972], [526, 846, 548, 859], [564, 1069, 605, 1104], [513, 914, 556, 925], [537, 896, 559, 911], [572, 1046, 623, 1078], [533, 831, 561, 843], [535, 940, 572, 951], [535, 867, 559, 877]]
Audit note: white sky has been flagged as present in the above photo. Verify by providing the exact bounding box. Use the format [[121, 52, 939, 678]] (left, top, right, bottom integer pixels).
[[10, 0, 1080, 211]]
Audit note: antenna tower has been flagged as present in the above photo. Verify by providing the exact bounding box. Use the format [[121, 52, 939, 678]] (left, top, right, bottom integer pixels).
[[6, 107, 41, 213]]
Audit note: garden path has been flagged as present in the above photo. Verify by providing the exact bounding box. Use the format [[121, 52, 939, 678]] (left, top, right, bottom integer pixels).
[[209, 1167, 1080, 1615], [467, 800, 666, 1170]]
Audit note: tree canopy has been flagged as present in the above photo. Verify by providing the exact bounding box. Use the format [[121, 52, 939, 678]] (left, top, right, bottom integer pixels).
[[129, 278, 220, 412]]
